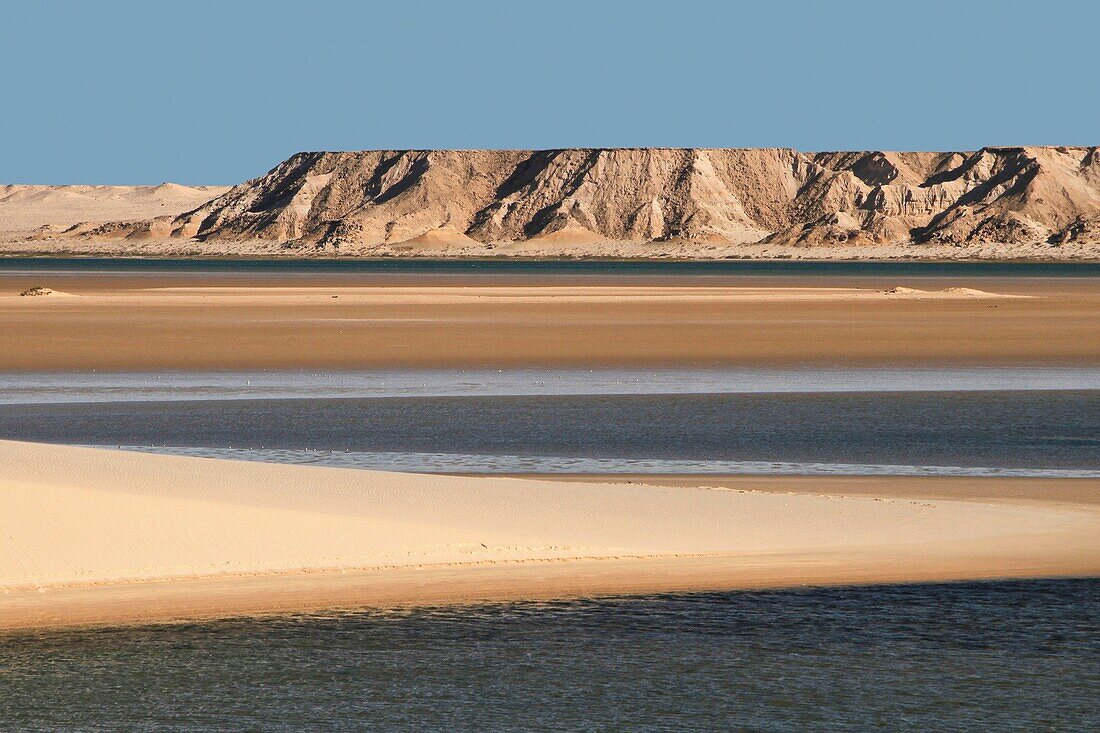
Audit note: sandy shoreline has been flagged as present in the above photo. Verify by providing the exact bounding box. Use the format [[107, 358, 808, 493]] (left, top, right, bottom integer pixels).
[[2, 440, 1098, 630], [516, 474, 1100, 508], [2, 275, 1098, 370]]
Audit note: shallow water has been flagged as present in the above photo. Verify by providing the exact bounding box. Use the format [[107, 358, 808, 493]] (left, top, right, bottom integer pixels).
[[4, 367, 1100, 405], [3, 580, 1098, 731], [100, 444, 1100, 478]]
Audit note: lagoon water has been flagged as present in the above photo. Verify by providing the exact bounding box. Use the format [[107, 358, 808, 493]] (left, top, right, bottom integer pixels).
[[2, 360, 1098, 729], [2, 385, 1098, 475], [3, 580, 1098, 731]]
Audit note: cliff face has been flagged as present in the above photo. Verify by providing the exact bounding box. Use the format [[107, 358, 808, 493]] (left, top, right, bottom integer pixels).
[[109, 147, 1100, 251]]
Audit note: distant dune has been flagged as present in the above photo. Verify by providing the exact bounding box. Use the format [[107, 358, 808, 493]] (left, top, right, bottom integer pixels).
[[3, 147, 1099, 259], [0, 183, 230, 240]]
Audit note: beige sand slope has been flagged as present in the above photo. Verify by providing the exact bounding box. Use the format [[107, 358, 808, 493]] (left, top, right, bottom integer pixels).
[[2, 441, 1098, 629], [0, 183, 229, 240]]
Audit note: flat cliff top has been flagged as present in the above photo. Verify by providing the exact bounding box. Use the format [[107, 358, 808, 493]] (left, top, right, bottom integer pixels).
[[3, 147, 1098, 259]]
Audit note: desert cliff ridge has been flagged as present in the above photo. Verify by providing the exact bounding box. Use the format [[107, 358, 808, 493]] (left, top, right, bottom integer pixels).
[[6, 146, 1100, 257]]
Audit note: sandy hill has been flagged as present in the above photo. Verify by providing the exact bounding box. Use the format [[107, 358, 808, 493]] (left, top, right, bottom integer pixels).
[[7, 147, 1100, 257], [0, 183, 230, 240]]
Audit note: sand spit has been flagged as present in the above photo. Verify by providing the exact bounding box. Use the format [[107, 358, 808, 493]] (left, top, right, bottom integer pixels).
[[8, 146, 1098, 259], [54, 284, 1021, 304], [1, 441, 1098, 629]]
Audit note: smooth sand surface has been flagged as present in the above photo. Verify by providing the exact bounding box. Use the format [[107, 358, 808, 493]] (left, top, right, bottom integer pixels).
[[2, 441, 1098, 630], [2, 275, 1098, 370]]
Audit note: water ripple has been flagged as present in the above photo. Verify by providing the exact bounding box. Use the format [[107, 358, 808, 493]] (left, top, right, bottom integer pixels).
[[94, 445, 1100, 478]]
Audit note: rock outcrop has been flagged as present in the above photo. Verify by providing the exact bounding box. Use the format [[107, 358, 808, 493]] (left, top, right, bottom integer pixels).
[[58, 147, 1100, 252]]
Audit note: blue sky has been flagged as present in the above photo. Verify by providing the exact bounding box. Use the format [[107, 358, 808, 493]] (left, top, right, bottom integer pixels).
[[3, 0, 1097, 184]]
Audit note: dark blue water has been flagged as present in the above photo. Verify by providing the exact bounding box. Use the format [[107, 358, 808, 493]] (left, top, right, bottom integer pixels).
[[2, 580, 1098, 731], [4, 367, 1098, 728], [3, 390, 1098, 472], [3, 256, 1100, 276]]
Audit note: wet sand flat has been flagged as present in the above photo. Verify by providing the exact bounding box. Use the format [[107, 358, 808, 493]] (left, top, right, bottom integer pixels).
[[2, 274, 1099, 370]]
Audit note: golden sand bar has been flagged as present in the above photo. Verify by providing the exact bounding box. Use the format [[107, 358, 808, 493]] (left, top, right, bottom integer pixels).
[[2, 441, 1098, 630], [2, 275, 1099, 370]]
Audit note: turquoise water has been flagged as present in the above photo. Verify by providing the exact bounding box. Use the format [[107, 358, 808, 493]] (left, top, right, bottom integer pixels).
[[3, 580, 1098, 731]]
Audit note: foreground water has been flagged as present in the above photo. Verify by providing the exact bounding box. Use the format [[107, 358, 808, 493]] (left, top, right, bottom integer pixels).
[[3, 364, 1097, 729], [2, 580, 1097, 731]]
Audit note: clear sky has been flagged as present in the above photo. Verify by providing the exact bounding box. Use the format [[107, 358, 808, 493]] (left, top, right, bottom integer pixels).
[[4, 0, 1097, 184]]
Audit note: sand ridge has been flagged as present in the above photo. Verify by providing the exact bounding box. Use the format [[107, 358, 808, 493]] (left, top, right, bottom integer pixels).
[[2, 283, 1021, 304], [2, 441, 1098, 629]]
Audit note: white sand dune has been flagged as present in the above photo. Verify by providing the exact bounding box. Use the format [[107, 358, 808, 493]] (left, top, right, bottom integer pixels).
[[0, 183, 229, 238], [2, 441, 1098, 629]]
